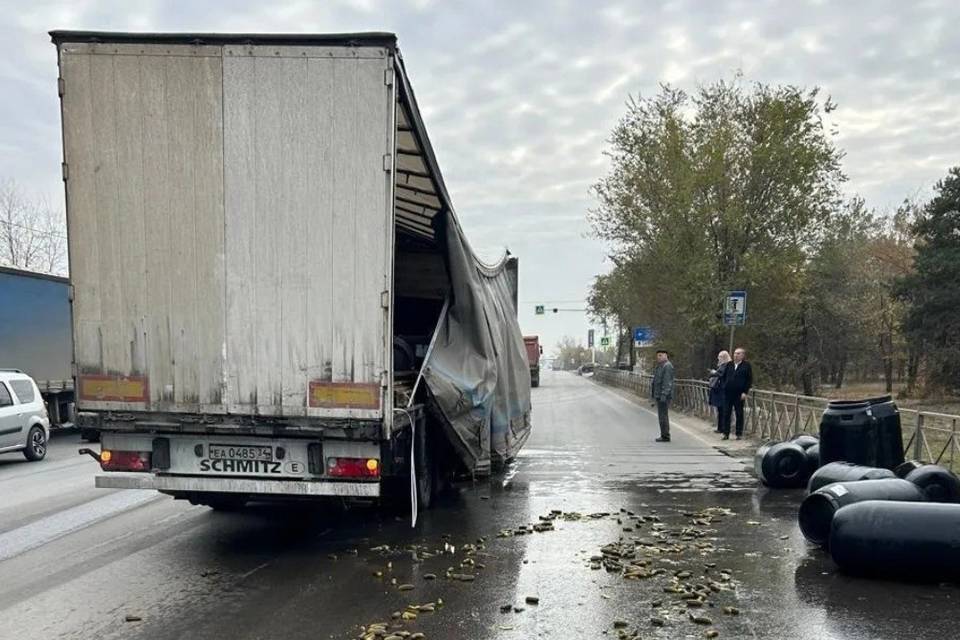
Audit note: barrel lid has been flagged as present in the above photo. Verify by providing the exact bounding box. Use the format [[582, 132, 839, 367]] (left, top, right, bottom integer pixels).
[[826, 395, 893, 409]]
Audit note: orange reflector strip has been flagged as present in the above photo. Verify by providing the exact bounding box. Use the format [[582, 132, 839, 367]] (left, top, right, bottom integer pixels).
[[78, 375, 149, 403], [308, 382, 380, 410]]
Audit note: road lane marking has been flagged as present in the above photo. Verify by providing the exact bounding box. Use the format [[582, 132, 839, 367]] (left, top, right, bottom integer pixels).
[[238, 561, 270, 580], [0, 490, 161, 562]]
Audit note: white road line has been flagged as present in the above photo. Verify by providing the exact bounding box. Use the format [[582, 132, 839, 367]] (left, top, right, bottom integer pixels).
[[239, 561, 270, 580], [0, 490, 161, 562]]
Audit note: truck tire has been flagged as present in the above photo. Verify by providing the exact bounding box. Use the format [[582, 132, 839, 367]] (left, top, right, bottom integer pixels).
[[531, 375, 539, 388], [80, 428, 100, 443], [188, 493, 247, 511], [206, 497, 248, 511], [23, 426, 48, 461]]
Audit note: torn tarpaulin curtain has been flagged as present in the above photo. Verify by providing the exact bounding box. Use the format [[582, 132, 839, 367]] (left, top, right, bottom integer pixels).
[[421, 213, 532, 475]]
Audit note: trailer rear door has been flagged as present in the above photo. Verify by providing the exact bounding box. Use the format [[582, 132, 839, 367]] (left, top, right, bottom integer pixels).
[[56, 38, 395, 421]]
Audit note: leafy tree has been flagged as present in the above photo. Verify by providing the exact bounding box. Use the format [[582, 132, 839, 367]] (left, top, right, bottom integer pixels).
[[897, 168, 960, 394], [803, 198, 878, 392], [553, 336, 592, 370], [589, 77, 846, 382], [863, 204, 915, 393]]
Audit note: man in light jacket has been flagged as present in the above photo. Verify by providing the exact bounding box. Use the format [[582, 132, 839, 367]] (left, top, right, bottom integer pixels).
[[651, 349, 675, 442]]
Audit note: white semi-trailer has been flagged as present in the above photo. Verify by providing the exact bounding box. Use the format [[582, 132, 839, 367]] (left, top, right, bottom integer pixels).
[[52, 31, 531, 510]]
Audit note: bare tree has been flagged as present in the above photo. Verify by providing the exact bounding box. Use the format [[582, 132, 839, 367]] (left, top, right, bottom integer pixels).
[[0, 179, 67, 276]]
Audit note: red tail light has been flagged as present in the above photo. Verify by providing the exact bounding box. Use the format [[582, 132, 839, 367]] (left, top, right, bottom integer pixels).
[[100, 449, 151, 472], [327, 457, 380, 478]]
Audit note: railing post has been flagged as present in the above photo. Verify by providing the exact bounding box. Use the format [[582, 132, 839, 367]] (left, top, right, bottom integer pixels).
[[914, 413, 925, 461], [764, 394, 773, 439], [751, 391, 758, 435], [793, 395, 800, 436], [951, 417, 957, 470]]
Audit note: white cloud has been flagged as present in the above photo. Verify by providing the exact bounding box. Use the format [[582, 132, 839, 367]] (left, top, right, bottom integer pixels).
[[0, 0, 957, 350]]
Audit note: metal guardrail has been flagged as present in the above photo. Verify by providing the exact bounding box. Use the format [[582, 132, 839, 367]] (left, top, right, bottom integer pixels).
[[594, 367, 960, 471]]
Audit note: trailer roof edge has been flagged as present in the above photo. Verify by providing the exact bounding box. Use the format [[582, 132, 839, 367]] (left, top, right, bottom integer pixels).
[[0, 264, 69, 284], [48, 30, 398, 49]]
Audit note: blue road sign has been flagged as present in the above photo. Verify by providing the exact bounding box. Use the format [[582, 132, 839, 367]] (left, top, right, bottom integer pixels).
[[723, 290, 747, 326], [633, 326, 655, 347]]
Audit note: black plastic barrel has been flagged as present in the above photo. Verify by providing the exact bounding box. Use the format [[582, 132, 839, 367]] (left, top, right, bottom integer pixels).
[[798, 478, 926, 546], [755, 442, 810, 488], [904, 465, 960, 503], [804, 443, 820, 471], [819, 396, 904, 469], [893, 459, 923, 479], [830, 500, 960, 580], [807, 461, 896, 493], [790, 434, 819, 450]]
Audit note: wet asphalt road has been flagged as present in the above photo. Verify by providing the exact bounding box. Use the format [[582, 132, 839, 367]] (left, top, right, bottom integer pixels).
[[0, 371, 956, 640]]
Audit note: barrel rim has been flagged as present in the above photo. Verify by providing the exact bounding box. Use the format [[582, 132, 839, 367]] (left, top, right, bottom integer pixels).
[[826, 395, 893, 409]]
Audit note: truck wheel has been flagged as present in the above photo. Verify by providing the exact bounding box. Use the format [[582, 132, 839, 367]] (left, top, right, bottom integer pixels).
[[23, 426, 48, 461], [207, 498, 247, 511], [80, 428, 100, 442], [531, 376, 539, 388], [188, 493, 247, 511], [204, 497, 247, 511]]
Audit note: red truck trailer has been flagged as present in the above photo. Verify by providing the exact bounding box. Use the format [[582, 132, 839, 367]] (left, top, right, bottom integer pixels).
[[523, 336, 541, 387]]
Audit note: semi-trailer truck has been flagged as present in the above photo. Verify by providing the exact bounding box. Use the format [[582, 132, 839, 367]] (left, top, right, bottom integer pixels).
[[0, 265, 75, 428], [523, 335, 541, 387], [52, 30, 532, 510]]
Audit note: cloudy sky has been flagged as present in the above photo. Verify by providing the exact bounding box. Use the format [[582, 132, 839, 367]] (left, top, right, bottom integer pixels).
[[2, 0, 958, 354]]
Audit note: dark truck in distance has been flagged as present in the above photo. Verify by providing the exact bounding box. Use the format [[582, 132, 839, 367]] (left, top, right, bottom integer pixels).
[[0, 266, 75, 429], [523, 336, 542, 387], [52, 30, 532, 510]]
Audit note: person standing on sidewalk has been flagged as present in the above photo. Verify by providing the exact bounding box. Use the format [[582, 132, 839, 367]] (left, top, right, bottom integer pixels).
[[651, 349, 675, 442], [721, 347, 753, 440], [709, 350, 731, 433]]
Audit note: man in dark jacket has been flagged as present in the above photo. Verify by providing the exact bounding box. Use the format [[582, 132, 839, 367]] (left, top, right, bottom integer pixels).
[[721, 347, 753, 440], [651, 350, 675, 442]]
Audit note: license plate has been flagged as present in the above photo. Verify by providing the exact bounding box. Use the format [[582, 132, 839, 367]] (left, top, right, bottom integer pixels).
[[208, 444, 273, 462]]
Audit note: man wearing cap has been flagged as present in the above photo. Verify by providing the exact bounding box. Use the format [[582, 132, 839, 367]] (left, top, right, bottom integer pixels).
[[651, 349, 674, 442]]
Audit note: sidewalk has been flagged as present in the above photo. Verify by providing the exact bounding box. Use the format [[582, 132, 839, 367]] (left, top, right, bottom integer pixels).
[[593, 376, 758, 464]]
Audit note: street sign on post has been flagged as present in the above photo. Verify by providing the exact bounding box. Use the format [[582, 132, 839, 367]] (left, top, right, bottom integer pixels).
[[723, 290, 747, 353], [723, 290, 747, 326], [600, 336, 610, 347], [587, 329, 595, 348], [633, 326, 655, 347], [535, 305, 545, 315]]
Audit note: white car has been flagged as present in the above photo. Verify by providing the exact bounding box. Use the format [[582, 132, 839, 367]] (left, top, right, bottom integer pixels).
[[0, 369, 51, 461]]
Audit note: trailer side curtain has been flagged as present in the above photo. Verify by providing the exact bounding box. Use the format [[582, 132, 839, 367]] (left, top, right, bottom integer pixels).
[[421, 213, 532, 475]]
